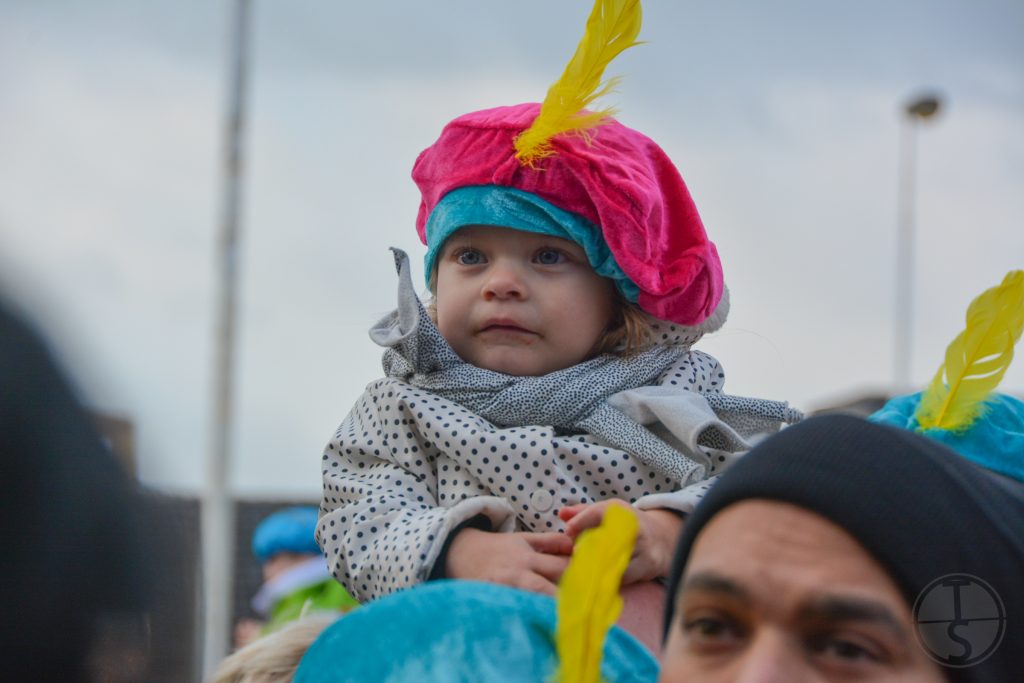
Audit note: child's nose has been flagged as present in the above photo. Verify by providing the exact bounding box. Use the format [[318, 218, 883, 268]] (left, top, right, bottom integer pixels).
[[482, 260, 527, 300]]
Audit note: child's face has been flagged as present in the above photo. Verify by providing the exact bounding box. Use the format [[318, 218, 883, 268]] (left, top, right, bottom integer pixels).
[[435, 225, 616, 376]]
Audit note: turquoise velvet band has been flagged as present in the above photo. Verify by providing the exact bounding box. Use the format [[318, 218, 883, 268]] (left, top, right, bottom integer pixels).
[[294, 580, 658, 682], [422, 185, 639, 302], [870, 392, 1024, 483]]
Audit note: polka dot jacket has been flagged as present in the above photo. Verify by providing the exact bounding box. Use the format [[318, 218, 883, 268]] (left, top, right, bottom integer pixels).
[[317, 251, 802, 602]]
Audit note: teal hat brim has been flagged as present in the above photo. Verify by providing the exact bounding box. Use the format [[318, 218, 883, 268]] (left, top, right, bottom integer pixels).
[[423, 185, 640, 303], [869, 392, 1024, 482], [294, 580, 658, 683]]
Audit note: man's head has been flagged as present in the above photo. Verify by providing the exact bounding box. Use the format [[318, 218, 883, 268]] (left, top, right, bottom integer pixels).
[[662, 498, 944, 680], [661, 414, 1024, 683]]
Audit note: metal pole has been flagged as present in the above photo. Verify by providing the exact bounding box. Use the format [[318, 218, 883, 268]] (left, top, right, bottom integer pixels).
[[203, 0, 251, 677], [894, 116, 917, 393], [892, 94, 942, 394]]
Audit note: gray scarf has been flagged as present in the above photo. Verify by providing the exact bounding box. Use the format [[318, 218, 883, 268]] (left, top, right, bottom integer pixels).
[[371, 249, 712, 484]]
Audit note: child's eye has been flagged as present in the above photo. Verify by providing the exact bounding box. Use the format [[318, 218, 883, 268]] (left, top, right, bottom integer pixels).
[[534, 248, 567, 265], [454, 248, 485, 266]]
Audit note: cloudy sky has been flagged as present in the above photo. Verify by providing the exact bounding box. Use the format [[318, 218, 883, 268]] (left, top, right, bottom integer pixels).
[[1, 1, 1021, 496]]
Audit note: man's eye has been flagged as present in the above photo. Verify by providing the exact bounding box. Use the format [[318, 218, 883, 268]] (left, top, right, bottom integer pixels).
[[683, 616, 741, 642], [535, 248, 566, 265], [808, 634, 884, 664], [455, 249, 485, 265]]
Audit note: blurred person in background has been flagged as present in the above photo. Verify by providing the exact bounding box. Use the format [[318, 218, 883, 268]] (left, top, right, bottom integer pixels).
[[234, 506, 357, 649]]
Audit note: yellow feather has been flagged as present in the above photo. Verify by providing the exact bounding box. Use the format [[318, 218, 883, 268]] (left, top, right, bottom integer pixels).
[[515, 0, 643, 166], [915, 270, 1024, 432], [554, 504, 638, 683]]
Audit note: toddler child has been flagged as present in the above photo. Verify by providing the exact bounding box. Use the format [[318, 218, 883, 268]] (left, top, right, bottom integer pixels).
[[316, 0, 801, 644]]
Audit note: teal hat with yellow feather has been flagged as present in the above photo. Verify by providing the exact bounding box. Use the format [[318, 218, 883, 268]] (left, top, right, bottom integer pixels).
[[870, 270, 1024, 482], [295, 506, 658, 683]]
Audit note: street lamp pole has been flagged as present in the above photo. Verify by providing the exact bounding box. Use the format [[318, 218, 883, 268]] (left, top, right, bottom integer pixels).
[[894, 94, 941, 393], [203, 0, 251, 677]]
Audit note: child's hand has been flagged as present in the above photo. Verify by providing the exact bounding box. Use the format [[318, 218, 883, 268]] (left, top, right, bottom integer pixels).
[[559, 499, 683, 584], [444, 528, 573, 596]]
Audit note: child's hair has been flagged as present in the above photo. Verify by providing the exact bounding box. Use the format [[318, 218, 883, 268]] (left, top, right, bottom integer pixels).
[[209, 613, 338, 683], [592, 289, 659, 357]]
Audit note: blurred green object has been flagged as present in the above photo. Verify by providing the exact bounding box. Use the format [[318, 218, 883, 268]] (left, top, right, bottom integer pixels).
[[266, 579, 358, 634]]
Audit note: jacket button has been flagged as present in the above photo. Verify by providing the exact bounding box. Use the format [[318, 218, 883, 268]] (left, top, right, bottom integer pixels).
[[530, 489, 554, 512]]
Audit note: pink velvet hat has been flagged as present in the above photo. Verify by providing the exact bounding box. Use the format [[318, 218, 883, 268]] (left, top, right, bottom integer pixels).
[[412, 103, 726, 330]]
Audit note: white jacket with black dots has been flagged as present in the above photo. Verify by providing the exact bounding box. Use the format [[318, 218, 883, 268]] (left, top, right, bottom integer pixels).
[[317, 343, 799, 602]]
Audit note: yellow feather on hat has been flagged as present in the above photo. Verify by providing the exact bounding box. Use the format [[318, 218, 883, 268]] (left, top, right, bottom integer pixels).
[[515, 0, 643, 166], [915, 270, 1024, 432]]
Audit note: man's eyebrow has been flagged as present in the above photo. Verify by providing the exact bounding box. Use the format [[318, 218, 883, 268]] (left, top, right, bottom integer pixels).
[[680, 572, 750, 601], [799, 597, 909, 641]]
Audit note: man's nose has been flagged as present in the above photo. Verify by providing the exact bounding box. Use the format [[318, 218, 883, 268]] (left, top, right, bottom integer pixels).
[[733, 630, 806, 683], [482, 259, 527, 300]]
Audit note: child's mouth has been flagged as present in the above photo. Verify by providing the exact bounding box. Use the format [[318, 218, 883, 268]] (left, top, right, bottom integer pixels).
[[478, 320, 537, 336], [484, 324, 528, 332]]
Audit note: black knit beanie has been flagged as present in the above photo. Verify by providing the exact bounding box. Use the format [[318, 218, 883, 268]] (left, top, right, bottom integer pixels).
[[664, 414, 1024, 682]]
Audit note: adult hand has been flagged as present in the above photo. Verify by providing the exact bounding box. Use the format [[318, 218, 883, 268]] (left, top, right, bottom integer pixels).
[[559, 499, 683, 584], [445, 528, 573, 596]]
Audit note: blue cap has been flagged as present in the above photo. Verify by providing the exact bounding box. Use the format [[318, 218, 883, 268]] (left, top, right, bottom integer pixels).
[[251, 506, 321, 562], [294, 580, 658, 683], [869, 392, 1024, 483]]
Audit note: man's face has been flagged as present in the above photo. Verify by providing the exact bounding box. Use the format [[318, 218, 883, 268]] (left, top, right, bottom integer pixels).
[[660, 500, 946, 682], [435, 225, 616, 376]]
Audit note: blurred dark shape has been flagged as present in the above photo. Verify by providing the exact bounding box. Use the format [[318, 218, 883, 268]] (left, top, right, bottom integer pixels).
[[905, 93, 943, 119], [129, 492, 202, 683], [91, 412, 136, 476], [0, 301, 151, 682]]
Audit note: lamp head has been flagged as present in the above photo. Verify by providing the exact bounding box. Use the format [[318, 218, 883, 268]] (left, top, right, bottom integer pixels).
[[905, 94, 942, 119]]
